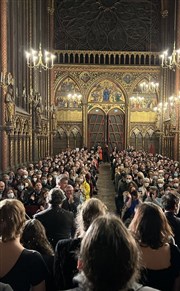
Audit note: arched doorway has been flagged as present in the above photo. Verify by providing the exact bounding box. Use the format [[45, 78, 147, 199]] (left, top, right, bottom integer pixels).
[[88, 108, 125, 152]]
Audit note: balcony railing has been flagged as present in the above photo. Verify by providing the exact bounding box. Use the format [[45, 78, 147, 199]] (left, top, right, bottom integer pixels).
[[54, 50, 160, 66]]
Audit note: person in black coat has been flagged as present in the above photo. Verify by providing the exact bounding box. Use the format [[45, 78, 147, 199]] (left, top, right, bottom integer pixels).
[[34, 188, 75, 249], [162, 192, 180, 249]]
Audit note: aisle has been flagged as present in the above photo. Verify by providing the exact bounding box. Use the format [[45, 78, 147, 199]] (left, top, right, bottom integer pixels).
[[95, 163, 115, 213]]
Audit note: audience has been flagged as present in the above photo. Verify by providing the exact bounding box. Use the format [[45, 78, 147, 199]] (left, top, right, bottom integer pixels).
[[1, 147, 180, 290]]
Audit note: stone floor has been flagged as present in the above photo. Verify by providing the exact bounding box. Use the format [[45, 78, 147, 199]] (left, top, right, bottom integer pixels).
[[95, 162, 115, 213]]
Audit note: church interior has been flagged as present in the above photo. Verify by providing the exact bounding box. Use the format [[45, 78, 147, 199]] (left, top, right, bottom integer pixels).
[[0, 0, 180, 174]]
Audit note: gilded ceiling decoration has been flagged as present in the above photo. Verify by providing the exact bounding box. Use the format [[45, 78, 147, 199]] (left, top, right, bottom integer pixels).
[[55, 0, 160, 51]]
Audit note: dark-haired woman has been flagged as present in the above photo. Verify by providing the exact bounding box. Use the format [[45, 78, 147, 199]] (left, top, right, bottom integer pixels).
[[129, 202, 180, 291], [21, 218, 55, 291], [67, 214, 159, 291]]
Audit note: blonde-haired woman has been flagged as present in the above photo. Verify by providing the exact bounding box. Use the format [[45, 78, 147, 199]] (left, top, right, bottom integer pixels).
[[54, 197, 107, 290], [0, 199, 47, 291]]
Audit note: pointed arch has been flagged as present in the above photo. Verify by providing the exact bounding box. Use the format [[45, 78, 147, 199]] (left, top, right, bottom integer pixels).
[[87, 77, 127, 105], [55, 76, 82, 109]]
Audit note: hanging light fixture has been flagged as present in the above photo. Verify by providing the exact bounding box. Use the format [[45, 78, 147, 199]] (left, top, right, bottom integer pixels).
[[160, 0, 180, 70], [25, 0, 55, 71], [25, 44, 55, 71], [130, 93, 144, 109], [139, 78, 159, 94], [153, 102, 168, 113], [161, 45, 180, 70]]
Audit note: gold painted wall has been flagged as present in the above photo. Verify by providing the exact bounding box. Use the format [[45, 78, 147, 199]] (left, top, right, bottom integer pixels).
[[130, 111, 157, 123], [57, 110, 82, 122]]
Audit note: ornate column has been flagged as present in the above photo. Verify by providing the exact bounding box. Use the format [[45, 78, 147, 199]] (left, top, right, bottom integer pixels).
[[0, 0, 9, 172], [175, 0, 180, 160], [82, 101, 88, 147], [48, 0, 55, 156]]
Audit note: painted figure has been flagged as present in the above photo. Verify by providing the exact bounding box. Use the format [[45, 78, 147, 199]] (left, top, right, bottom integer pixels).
[[103, 87, 110, 101], [5, 84, 15, 123]]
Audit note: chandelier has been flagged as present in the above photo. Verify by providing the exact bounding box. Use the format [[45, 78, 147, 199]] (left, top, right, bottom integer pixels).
[[130, 94, 144, 108], [169, 92, 180, 106], [153, 102, 168, 113], [25, 43, 55, 71], [161, 44, 180, 70], [139, 79, 159, 94], [161, 0, 180, 70], [67, 93, 82, 101], [66, 92, 82, 108]]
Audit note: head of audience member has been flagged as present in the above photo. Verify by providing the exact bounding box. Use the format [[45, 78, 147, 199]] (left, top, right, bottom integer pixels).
[[34, 182, 42, 193], [142, 177, 150, 188], [31, 173, 38, 183], [64, 184, 75, 199], [0, 199, 26, 242], [76, 214, 140, 291], [3, 187, 17, 199], [129, 202, 173, 249], [173, 170, 179, 178], [157, 178, 164, 189], [76, 198, 107, 237], [126, 174, 132, 184], [162, 192, 180, 215], [21, 219, 54, 256], [57, 176, 68, 191], [137, 172, 144, 184], [158, 169, 164, 179], [8, 171, 15, 181], [41, 175, 48, 187], [49, 188, 65, 208], [120, 171, 127, 182], [16, 181, 25, 192], [0, 181, 5, 197], [172, 177, 179, 189], [1, 174, 10, 186]]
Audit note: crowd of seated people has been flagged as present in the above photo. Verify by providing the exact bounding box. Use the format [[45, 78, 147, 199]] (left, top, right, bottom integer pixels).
[[111, 148, 180, 220], [1, 146, 180, 290], [0, 148, 100, 217]]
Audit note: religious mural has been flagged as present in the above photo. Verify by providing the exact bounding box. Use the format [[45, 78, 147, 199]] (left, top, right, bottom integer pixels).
[[130, 79, 158, 111], [89, 80, 125, 103], [56, 78, 82, 108]]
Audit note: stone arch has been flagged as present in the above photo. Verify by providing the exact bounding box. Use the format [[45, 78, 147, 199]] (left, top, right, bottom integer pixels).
[[22, 119, 30, 134], [69, 126, 82, 149], [14, 117, 22, 134], [54, 75, 82, 109]]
